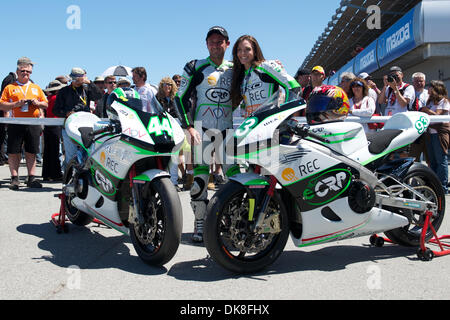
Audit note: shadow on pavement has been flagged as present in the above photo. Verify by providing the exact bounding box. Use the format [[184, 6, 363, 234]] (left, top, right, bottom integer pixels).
[[167, 243, 416, 282], [17, 222, 167, 276]]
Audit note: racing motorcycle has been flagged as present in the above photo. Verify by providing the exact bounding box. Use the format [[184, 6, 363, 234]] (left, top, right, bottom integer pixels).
[[204, 98, 445, 273], [62, 89, 185, 266]]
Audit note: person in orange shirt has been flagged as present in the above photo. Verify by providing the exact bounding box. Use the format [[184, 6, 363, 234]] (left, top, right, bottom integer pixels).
[[0, 60, 48, 190]]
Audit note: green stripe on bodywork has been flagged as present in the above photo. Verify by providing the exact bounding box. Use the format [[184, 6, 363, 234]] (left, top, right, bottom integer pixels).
[[133, 174, 151, 181], [194, 166, 209, 176], [361, 143, 409, 166], [243, 179, 269, 186], [225, 165, 241, 177], [298, 221, 368, 247]]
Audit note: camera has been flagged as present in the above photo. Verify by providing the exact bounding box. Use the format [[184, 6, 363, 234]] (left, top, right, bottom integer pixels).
[[73, 103, 87, 112], [387, 73, 399, 83]]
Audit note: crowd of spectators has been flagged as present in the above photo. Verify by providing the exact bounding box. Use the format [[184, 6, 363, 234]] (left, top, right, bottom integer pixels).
[[0, 54, 449, 194]]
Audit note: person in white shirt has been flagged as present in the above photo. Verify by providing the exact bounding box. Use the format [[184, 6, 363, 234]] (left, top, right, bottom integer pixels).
[[358, 72, 381, 113], [410, 72, 430, 162], [421, 80, 450, 193], [412, 72, 429, 109], [347, 78, 376, 132], [378, 66, 415, 116], [131, 67, 157, 113]]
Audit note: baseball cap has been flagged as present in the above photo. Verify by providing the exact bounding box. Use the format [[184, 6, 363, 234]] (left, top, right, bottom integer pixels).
[[358, 72, 370, 80], [69, 67, 86, 79], [206, 26, 229, 40], [390, 66, 402, 72], [312, 66, 325, 75], [17, 56, 34, 66]]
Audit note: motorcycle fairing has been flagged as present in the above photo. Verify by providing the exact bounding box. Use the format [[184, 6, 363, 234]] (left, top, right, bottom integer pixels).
[[230, 99, 306, 160], [71, 185, 128, 235], [113, 101, 185, 153], [292, 197, 409, 247], [65, 112, 102, 152]]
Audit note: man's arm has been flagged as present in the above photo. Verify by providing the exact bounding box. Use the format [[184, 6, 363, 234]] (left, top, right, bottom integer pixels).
[[174, 60, 198, 129]]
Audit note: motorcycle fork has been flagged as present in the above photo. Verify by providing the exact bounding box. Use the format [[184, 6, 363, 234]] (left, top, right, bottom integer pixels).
[[251, 175, 277, 233], [129, 164, 145, 225], [129, 157, 164, 225]]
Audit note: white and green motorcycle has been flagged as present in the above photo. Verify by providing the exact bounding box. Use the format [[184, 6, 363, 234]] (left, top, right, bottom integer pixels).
[[63, 88, 185, 266], [204, 97, 445, 273]]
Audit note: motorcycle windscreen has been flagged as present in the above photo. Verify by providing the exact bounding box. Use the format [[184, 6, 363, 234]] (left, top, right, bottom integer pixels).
[[131, 98, 176, 151]]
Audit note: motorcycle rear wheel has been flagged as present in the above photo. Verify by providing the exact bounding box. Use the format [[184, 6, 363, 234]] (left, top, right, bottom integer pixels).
[[204, 181, 289, 274], [384, 164, 445, 246], [64, 159, 93, 226], [129, 177, 182, 266]]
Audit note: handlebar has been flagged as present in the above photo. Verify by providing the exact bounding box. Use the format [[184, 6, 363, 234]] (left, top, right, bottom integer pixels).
[[89, 120, 121, 137], [287, 120, 330, 144]]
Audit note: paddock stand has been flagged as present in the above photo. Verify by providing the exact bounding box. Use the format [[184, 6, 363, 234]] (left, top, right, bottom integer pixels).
[[369, 210, 450, 261], [50, 193, 105, 234]]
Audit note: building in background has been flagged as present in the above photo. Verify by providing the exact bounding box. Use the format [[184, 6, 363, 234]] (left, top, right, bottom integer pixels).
[[301, 0, 450, 90]]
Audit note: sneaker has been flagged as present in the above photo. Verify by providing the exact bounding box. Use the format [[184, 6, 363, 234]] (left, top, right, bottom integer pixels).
[[27, 177, 42, 188], [192, 218, 204, 243], [183, 173, 194, 190], [9, 176, 20, 190]]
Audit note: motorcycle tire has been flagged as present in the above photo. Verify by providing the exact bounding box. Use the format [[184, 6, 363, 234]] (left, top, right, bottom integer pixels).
[[129, 177, 182, 266], [204, 181, 289, 274], [384, 163, 445, 246], [64, 159, 93, 226]]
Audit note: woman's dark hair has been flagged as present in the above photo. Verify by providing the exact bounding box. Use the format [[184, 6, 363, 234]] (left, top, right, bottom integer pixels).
[[427, 80, 448, 105], [230, 35, 265, 108], [347, 77, 369, 99]]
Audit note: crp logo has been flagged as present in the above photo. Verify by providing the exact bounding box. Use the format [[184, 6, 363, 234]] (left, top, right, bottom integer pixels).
[[303, 169, 352, 206], [95, 170, 114, 195], [206, 88, 230, 103]]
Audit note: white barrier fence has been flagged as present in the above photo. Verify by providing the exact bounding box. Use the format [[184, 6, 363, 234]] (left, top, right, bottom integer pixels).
[[0, 115, 450, 127]]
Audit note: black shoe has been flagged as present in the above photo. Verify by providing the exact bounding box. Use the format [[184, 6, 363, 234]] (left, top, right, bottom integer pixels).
[[9, 177, 20, 190], [27, 177, 42, 188]]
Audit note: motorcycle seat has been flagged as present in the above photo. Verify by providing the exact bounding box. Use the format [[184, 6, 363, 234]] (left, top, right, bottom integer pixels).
[[365, 129, 402, 154], [78, 127, 94, 149]]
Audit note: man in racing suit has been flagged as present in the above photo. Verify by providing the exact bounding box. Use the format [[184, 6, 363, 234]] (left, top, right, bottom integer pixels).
[[175, 26, 240, 243]]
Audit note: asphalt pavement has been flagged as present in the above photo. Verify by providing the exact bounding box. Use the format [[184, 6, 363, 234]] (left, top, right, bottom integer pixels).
[[1, 163, 450, 301]]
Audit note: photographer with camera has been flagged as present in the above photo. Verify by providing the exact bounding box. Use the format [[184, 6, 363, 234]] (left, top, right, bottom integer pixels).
[[53, 67, 102, 169], [0, 58, 48, 190], [378, 66, 415, 116]]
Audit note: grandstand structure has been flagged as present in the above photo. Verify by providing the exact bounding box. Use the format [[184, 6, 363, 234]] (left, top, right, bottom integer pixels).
[[301, 0, 450, 88]]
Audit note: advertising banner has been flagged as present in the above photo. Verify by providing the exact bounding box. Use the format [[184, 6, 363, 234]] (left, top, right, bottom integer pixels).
[[377, 8, 417, 67], [354, 40, 378, 75]]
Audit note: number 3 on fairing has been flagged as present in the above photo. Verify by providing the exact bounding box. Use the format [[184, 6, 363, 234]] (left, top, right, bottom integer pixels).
[[148, 116, 173, 137], [235, 117, 258, 137]]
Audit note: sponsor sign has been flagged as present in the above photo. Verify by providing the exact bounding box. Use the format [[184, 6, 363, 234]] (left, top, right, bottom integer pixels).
[[377, 9, 416, 67]]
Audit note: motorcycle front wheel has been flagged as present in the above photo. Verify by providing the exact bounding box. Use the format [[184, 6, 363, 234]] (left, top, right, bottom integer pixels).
[[129, 177, 182, 266], [204, 181, 289, 274], [384, 164, 446, 246]]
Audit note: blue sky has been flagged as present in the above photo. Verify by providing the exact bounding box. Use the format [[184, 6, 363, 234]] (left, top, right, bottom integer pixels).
[[0, 0, 340, 89]]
